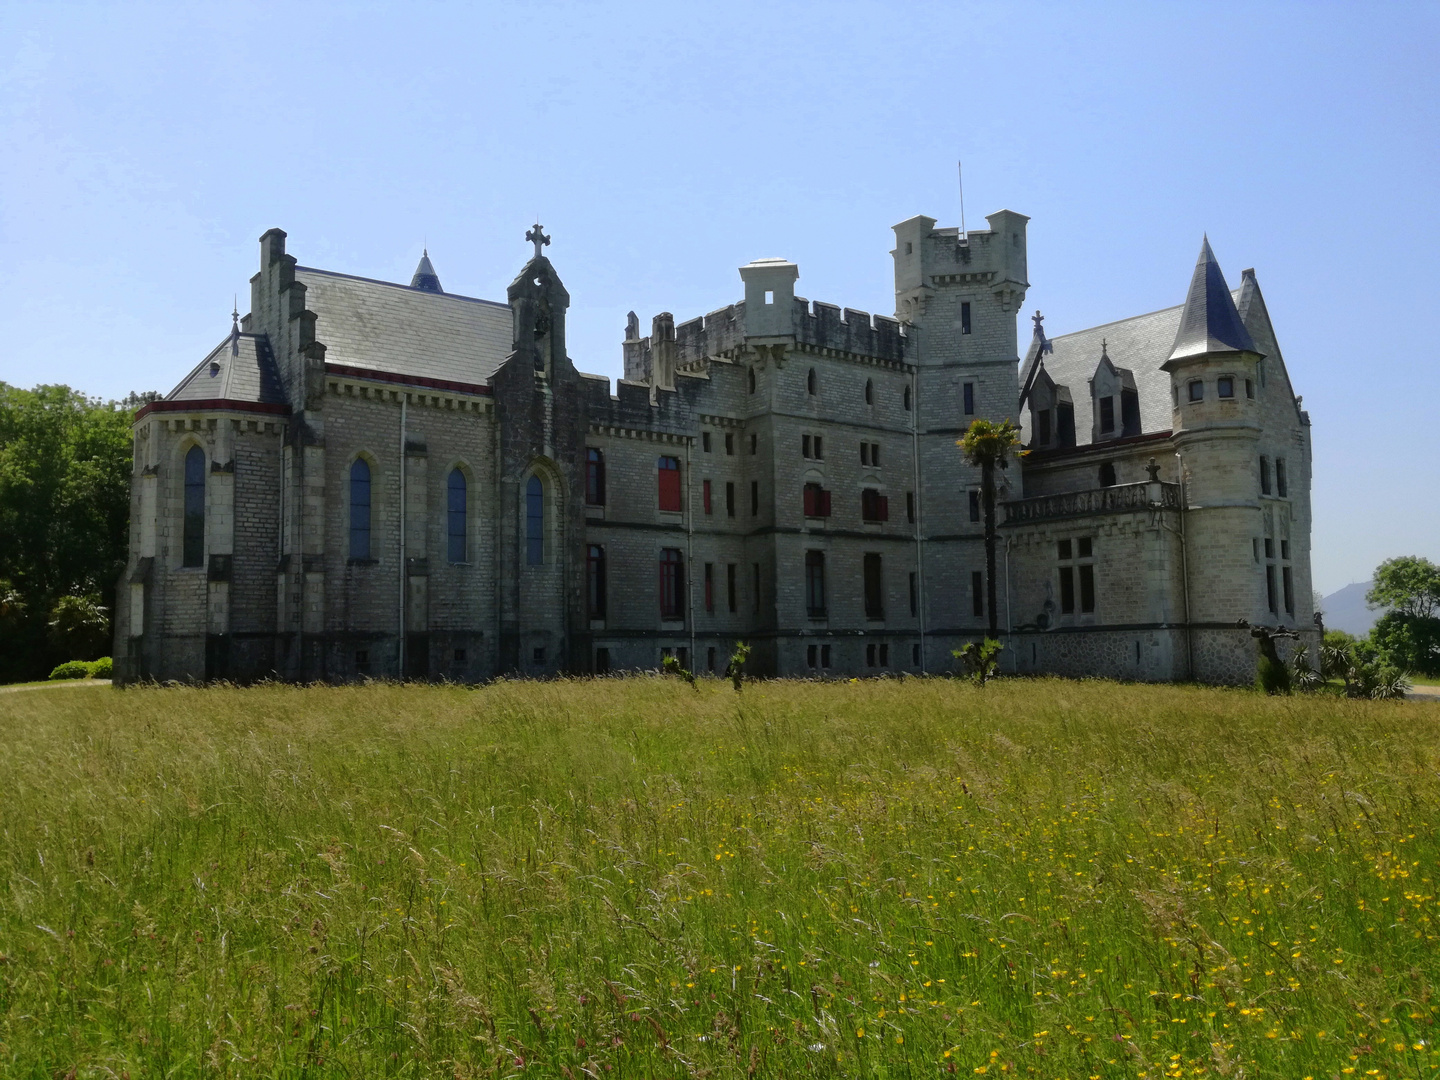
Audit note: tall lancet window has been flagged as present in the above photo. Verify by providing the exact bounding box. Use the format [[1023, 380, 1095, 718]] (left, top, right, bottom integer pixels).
[[350, 459, 371, 559], [447, 468, 467, 563], [183, 445, 205, 567], [526, 476, 544, 565]]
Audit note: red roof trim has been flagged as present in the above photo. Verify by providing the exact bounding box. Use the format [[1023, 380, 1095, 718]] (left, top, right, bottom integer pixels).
[[324, 362, 494, 396], [135, 399, 291, 421]]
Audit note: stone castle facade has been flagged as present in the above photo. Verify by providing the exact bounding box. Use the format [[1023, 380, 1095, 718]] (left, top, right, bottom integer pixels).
[[114, 203, 1316, 684]]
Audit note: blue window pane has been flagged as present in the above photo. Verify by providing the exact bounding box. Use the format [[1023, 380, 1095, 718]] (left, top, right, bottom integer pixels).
[[447, 468, 466, 563], [183, 445, 205, 567], [526, 475, 543, 565], [350, 458, 371, 560]]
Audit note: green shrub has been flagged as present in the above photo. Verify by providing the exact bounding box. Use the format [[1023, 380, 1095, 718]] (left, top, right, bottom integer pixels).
[[87, 656, 112, 678], [48, 660, 91, 680], [1255, 652, 1290, 694]]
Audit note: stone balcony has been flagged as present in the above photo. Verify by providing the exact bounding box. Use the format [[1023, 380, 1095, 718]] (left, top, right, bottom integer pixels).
[[1002, 480, 1181, 525]]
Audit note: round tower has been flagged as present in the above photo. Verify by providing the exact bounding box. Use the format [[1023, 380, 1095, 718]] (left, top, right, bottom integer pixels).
[[1161, 238, 1268, 682]]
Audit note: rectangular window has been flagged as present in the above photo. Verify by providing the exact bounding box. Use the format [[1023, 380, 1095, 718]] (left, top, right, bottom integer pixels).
[[1282, 566, 1295, 614], [707, 646, 716, 672], [703, 479, 712, 515], [658, 456, 682, 512], [1259, 457, 1272, 495], [807, 644, 817, 668], [1059, 566, 1075, 613], [912, 643, 920, 666], [1245, 378, 1254, 399], [1078, 537, 1092, 558], [702, 431, 711, 453], [861, 488, 889, 522], [1276, 458, 1288, 497], [963, 382, 975, 415], [803, 483, 832, 518], [820, 644, 830, 668], [750, 433, 757, 455], [906, 491, 915, 523], [1058, 538, 1073, 561], [960, 302, 972, 335], [704, 562, 714, 613], [813, 436, 823, 459], [1266, 565, 1278, 613], [587, 545, 606, 619], [753, 563, 761, 614], [1188, 380, 1204, 402], [751, 480, 759, 516], [1037, 408, 1052, 444], [725, 432, 734, 456], [726, 481, 735, 518], [1264, 537, 1274, 559], [866, 643, 876, 667], [1253, 537, 1261, 562], [805, 550, 826, 617], [1217, 376, 1234, 398], [802, 434, 811, 458], [908, 571, 917, 616], [968, 490, 981, 523], [879, 643, 889, 667], [971, 570, 984, 617], [863, 554, 883, 618], [860, 442, 869, 467], [871, 443, 881, 468], [1099, 396, 1115, 434], [585, 449, 605, 506], [727, 563, 737, 613], [1079, 564, 1095, 613], [659, 548, 683, 619], [1281, 539, 1290, 560]]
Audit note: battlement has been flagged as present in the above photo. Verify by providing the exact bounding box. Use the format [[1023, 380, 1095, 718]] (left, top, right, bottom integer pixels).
[[792, 299, 906, 361]]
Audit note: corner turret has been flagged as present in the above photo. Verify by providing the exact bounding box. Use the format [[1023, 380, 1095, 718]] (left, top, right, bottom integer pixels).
[[410, 249, 442, 293]]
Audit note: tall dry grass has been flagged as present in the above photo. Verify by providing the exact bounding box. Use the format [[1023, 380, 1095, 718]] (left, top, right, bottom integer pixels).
[[0, 677, 1437, 1078]]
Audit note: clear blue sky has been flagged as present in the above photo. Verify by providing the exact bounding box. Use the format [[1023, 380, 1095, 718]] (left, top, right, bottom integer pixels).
[[1, 2, 1435, 596]]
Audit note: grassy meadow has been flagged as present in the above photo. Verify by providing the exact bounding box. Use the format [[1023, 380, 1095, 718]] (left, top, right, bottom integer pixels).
[[1, 677, 1438, 1079]]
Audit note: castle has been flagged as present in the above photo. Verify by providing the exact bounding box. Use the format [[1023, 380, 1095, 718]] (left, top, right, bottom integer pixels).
[[113, 204, 1316, 684]]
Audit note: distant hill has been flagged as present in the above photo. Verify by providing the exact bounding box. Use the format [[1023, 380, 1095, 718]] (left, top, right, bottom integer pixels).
[[1321, 581, 1385, 637]]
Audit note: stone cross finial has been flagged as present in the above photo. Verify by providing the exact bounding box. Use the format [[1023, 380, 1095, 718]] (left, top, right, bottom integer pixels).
[[526, 223, 551, 260], [1031, 310, 1045, 337], [231, 296, 240, 356], [1145, 457, 1161, 482]]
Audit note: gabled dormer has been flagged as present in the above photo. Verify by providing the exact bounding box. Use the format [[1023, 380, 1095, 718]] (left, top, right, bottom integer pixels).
[[1024, 360, 1075, 449], [1089, 340, 1140, 442]]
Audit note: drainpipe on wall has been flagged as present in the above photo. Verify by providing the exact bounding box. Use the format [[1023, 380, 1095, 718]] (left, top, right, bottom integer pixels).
[[1004, 534, 1016, 673], [910, 364, 925, 673], [398, 394, 407, 678], [1175, 450, 1193, 680], [686, 434, 695, 670]]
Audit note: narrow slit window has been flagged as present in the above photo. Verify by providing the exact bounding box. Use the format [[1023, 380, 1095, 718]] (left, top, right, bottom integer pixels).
[[525, 476, 543, 564], [184, 445, 206, 567], [587, 545, 606, 618], [960, 302, 972, 335], [447, 467, 466, 563], [348, 457, 370, 561]]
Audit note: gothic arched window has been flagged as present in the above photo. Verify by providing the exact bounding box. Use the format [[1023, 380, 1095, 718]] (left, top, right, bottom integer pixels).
[[903, 384, 912, 411], [447, 468, 467, 563], [183, 445, 205, 567], [350, 458, 371, 560], [748, 368, 756, 394], [526, 475, 544, 565]]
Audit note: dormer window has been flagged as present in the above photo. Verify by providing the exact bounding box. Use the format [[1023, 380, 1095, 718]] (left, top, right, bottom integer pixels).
[[1099, 397, 1115, 434], [1188, 380, 1204, 403], [1217, 376, 1235, 399], [1035, 409, 1051, 445]]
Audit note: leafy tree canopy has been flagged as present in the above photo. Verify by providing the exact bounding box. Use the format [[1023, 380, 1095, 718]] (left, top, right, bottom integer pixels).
[[1367, 556, 1440, 618]]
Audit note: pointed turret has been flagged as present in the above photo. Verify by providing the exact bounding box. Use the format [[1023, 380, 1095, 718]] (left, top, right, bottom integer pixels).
[[1167, 236, 1255, 361], [410, 249, 442, 293]]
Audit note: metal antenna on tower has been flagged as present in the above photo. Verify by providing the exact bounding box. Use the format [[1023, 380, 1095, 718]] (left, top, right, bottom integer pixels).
[[957, 160, 969, 246]]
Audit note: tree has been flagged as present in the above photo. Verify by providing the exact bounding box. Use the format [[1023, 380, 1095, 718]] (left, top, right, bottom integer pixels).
[[1370, 610, 1440, 677], [957, 418, 1021, 636], [1367, 556, 1440, 619], [0, 383, 140, 680]]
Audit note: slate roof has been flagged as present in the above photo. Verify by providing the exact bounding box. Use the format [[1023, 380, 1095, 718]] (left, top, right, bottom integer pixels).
[[295, 267, 512, 385], [1018, 290, 1240, 448], [1168, 237, 1256, 361], [166, 332, 286, 406]]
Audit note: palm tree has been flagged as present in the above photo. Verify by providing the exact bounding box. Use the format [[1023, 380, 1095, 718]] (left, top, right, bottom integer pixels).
[[958, 418, 1022, 636]]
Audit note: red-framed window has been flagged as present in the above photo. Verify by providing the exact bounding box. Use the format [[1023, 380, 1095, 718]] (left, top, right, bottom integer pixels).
[[585, 448, 605, 506], [658, 456, 682, 512], [659, 548, 684, 619], [861, 488, 889, 522], [802, 483, 832, 518], [703, 478, 712, 515]]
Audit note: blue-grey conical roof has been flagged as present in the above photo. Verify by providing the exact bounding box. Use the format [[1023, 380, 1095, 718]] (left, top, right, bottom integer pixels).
[[410, 249, 442, 293], [1167, 236, 1255, 361]]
